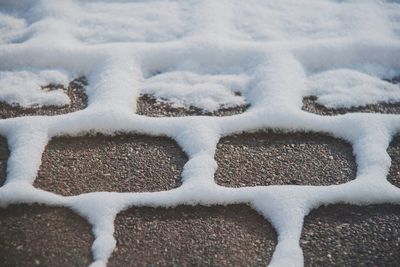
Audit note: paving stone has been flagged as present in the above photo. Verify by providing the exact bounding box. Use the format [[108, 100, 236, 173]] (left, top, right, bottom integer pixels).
[[34, 134, 187, 196], [301, 204, 400, 267], [387, 135, 400, 188], [0, 136, 9, 187], [109, 204, 276, 267], [0, 77, 87, 119], [136, 94, 248, 117], [215, 132, 356, 187], [0, 204, 93, 267], [302, 96, 400, 115]]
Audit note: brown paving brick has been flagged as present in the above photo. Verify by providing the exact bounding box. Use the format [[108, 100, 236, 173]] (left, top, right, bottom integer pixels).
[[301, 204, 400, 267], [0, 204, 93, 267], [215, 132, 356, 187], [34, 135, 187, 196], [137, 94, 248, 117], [109, 204, 276, 267], [302, 96, 400, 115], [0, 136, 9, 187], [0, 77, 87, 119]]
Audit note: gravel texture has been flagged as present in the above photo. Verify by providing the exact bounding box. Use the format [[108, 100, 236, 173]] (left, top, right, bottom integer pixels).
[[215, 132, 356, 187], [387, 135, 400, 188], [136, 94, 249, 117], [0, 204, 93, 267], [302, 96, 400, 115], [109, 204, 277, 267], [0, 136, 9, 186], [0, 76, 87, 119], [34, 134, 187, 196], [301, 204, 400, 267], [2, 76, 400, 266]]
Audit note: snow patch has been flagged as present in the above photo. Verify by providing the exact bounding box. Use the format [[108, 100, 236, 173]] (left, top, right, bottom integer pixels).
[[0, 70, 70, 108], [0, 13, 27, 44], [307, 69, 400, 108], [141, 71, 249, 111]]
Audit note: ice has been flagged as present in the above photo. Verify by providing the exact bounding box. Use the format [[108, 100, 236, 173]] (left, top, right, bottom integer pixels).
[[0, 0, 399, 267]]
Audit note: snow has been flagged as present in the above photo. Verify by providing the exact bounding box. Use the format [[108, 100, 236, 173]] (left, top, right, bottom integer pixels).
[[0, 13, 26, 44], [0, 0, 399, 266], [141, 71, 249, 111], [0, 70, 70, 107], [307, 69, 400, 108]]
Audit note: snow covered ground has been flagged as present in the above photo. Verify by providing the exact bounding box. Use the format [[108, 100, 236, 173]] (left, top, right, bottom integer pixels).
[[0, 0, 400, 266]]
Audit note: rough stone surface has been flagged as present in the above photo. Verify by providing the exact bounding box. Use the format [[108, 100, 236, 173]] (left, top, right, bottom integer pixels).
[[215, 132, 356, 187], [109, 204, 277, 267], [0, 136, 9, 187], [0, 77, 87, 119], [136, 94, 248, 117], [3, 74, 400, 266], [301, 204, 400, 267], [0, 204, 93, 267], [34, 134, 187, 196], [387, 135, 400, 188], [302, 96, 400, 115]]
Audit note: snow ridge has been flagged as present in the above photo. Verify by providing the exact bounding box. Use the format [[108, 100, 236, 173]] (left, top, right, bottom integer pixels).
[[1, 0, 400, 266]]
